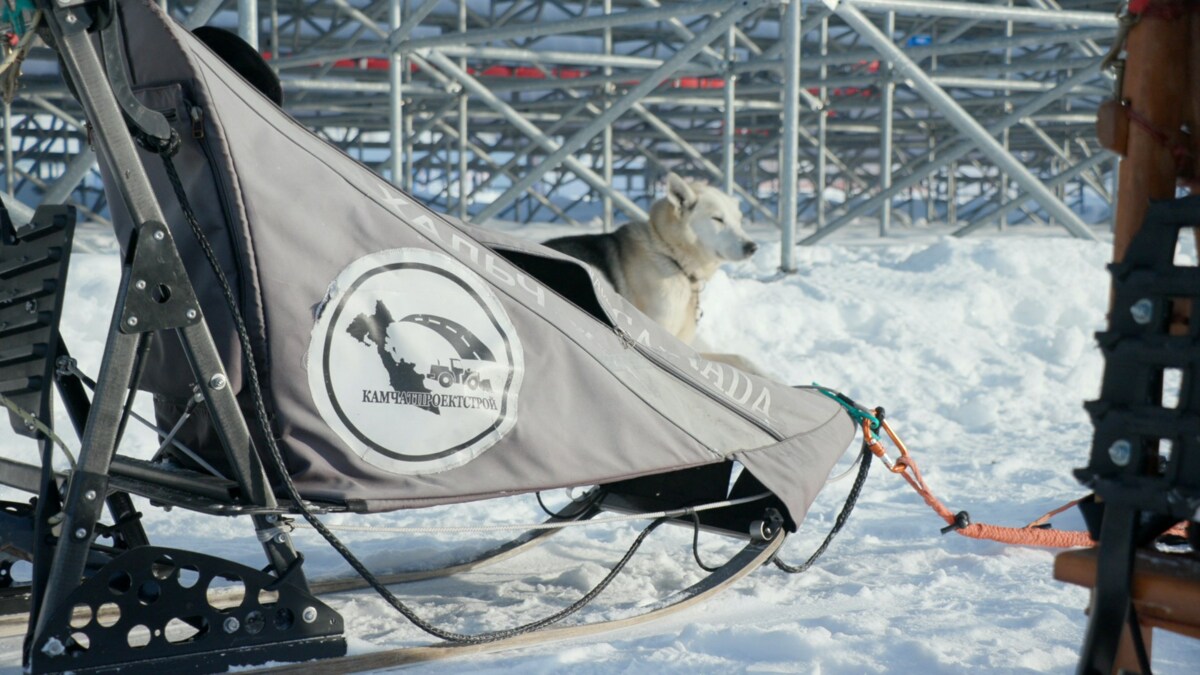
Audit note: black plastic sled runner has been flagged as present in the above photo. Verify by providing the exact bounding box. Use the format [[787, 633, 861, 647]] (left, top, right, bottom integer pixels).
[[0, 1, 858, 672]]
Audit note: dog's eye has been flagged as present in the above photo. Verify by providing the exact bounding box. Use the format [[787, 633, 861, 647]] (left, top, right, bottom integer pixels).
[[713, 216, 725, 224]]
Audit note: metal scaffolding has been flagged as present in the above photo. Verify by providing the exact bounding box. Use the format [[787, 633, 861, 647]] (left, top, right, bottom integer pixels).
[[2, 0, 1120, 262]]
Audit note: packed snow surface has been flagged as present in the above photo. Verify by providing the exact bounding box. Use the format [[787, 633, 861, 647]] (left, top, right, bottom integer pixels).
[[2, 221, 1198, 673]]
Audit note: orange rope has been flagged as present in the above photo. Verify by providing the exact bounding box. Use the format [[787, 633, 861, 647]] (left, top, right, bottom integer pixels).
[[861, 417, 1096, 549]]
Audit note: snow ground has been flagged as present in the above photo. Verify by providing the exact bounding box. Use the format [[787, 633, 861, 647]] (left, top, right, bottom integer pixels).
[[3, 219, 1199, 674]]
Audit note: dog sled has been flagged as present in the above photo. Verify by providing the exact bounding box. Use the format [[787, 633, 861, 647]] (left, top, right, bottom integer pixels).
[[0, 1, 859, 672]]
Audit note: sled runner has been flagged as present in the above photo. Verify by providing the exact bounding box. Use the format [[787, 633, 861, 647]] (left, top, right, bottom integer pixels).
[[0, 1, 857, 672]]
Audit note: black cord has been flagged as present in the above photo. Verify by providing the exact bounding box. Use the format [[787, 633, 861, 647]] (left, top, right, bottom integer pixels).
[[112, 331, 153, 450], [773, 441, 873, 574], [160, 150, 666, 644], [689, 511, 722, 572]]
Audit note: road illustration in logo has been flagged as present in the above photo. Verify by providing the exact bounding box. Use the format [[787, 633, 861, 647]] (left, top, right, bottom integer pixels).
[[308, 248, 523, 475]]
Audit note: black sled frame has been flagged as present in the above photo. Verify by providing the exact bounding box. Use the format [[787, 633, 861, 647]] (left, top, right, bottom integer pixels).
[[1074, 196, 1200, 675], [0, 2, 792, 672]]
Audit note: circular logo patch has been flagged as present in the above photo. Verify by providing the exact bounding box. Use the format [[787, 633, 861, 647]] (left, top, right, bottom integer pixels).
[[307, 248, 523, 475]]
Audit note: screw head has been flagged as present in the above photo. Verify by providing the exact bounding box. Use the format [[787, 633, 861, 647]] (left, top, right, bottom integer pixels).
[[127, 316, 139, 327], [41, 637, 66, 657], [274, 533, 287, 544], [135, 279, 147, 290], [1108, 439, 1133, 467], [153, 230, 165, 241], [208, 374, 227, 390], [1130, 298, 1154, 325], [223, 617, 240, 634], [302, 607, 318, 624], [186, 308, 198, 320], [74, 527, 88, 540], [64, 13, 77, 23], [83, 490, 97, 501]]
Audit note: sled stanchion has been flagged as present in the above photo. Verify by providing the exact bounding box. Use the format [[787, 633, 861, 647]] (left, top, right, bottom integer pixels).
[[19, 3, 346, 670]]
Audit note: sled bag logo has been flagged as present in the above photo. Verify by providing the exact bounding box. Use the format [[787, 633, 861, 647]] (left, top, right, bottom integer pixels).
[[308, 248, 524, 475]]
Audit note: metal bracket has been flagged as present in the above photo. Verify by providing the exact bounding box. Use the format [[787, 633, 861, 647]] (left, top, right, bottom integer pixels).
[[119, 220, 201, 334], [29, 545, 345, 674]]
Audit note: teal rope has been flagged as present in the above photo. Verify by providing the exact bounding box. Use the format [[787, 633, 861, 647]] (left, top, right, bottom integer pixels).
[[811, 383, 881, 432]]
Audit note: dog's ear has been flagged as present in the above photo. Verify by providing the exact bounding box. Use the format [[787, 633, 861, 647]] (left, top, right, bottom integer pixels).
[[665, 173, 697, 213]]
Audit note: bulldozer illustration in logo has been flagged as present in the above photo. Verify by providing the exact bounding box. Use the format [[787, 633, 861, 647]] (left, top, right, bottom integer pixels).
[[396, 313, 497, 394], [427, 358, 494, 393], [309, 248, 524, 475]]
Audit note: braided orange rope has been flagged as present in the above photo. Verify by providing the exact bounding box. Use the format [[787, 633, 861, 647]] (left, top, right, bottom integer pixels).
[[862, 417, 1097, 549]]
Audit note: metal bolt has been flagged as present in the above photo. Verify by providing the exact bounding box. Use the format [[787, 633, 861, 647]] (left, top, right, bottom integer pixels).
[[1130, 298, 1154, 325], [302, 607, 318, 624], [127, 316, 138, 327], [186, 308, 198, 320], [274, 533, 287, 544], [64, 13, 76, 24], [153, 230, 166, 241], [40, 637, 66, 657], [223, 617, 240, 634], [83, 490, 96, 501], [1108, 439, 1133, 467], [74, 527, 88, 540], [135, 279, 147, 290], [208, 374, 227, 390]]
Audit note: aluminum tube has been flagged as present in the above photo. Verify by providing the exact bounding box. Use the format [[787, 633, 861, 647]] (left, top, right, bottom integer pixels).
[[42, 148, 97, 205], [879, 11, 894, 237], [406, 0, 752, 51], [800, 61, 1101, 244], [0, 193, 33, 225], [389, 0, 403, 187], [469, 0, 759, 224], [434, 120, 582, 227], [282, 79, 437, 94], [952, 151, 1110, 237], [3, 101, 13, 197], [732, 27, 1113, 73], [418, 52, 648, 223], [817, 16, 828, 229], [603, 0, 614, 233], [238, 0, 258, 50], [824, 0, 1096, 240], [723, 27, 736, 196], [273, 0, 748, 68], [845, 0, 1115, 27], [779, 0, 801, 272], [632, 105, 775, 221], [183, 0, 225, 29], [388, 0, 440, 48], [1022, 119, 1108, 197], [412, 45, 700, 73]]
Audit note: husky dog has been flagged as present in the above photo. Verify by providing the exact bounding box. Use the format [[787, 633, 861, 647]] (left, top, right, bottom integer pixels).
[[544, 173, 764, 373]]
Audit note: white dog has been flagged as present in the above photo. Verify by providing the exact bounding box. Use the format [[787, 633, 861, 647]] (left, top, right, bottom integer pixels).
[[543, 173, 764, 373]]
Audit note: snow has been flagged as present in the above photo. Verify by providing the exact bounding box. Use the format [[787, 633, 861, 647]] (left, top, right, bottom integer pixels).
[[3, 220, 1199, 674]]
